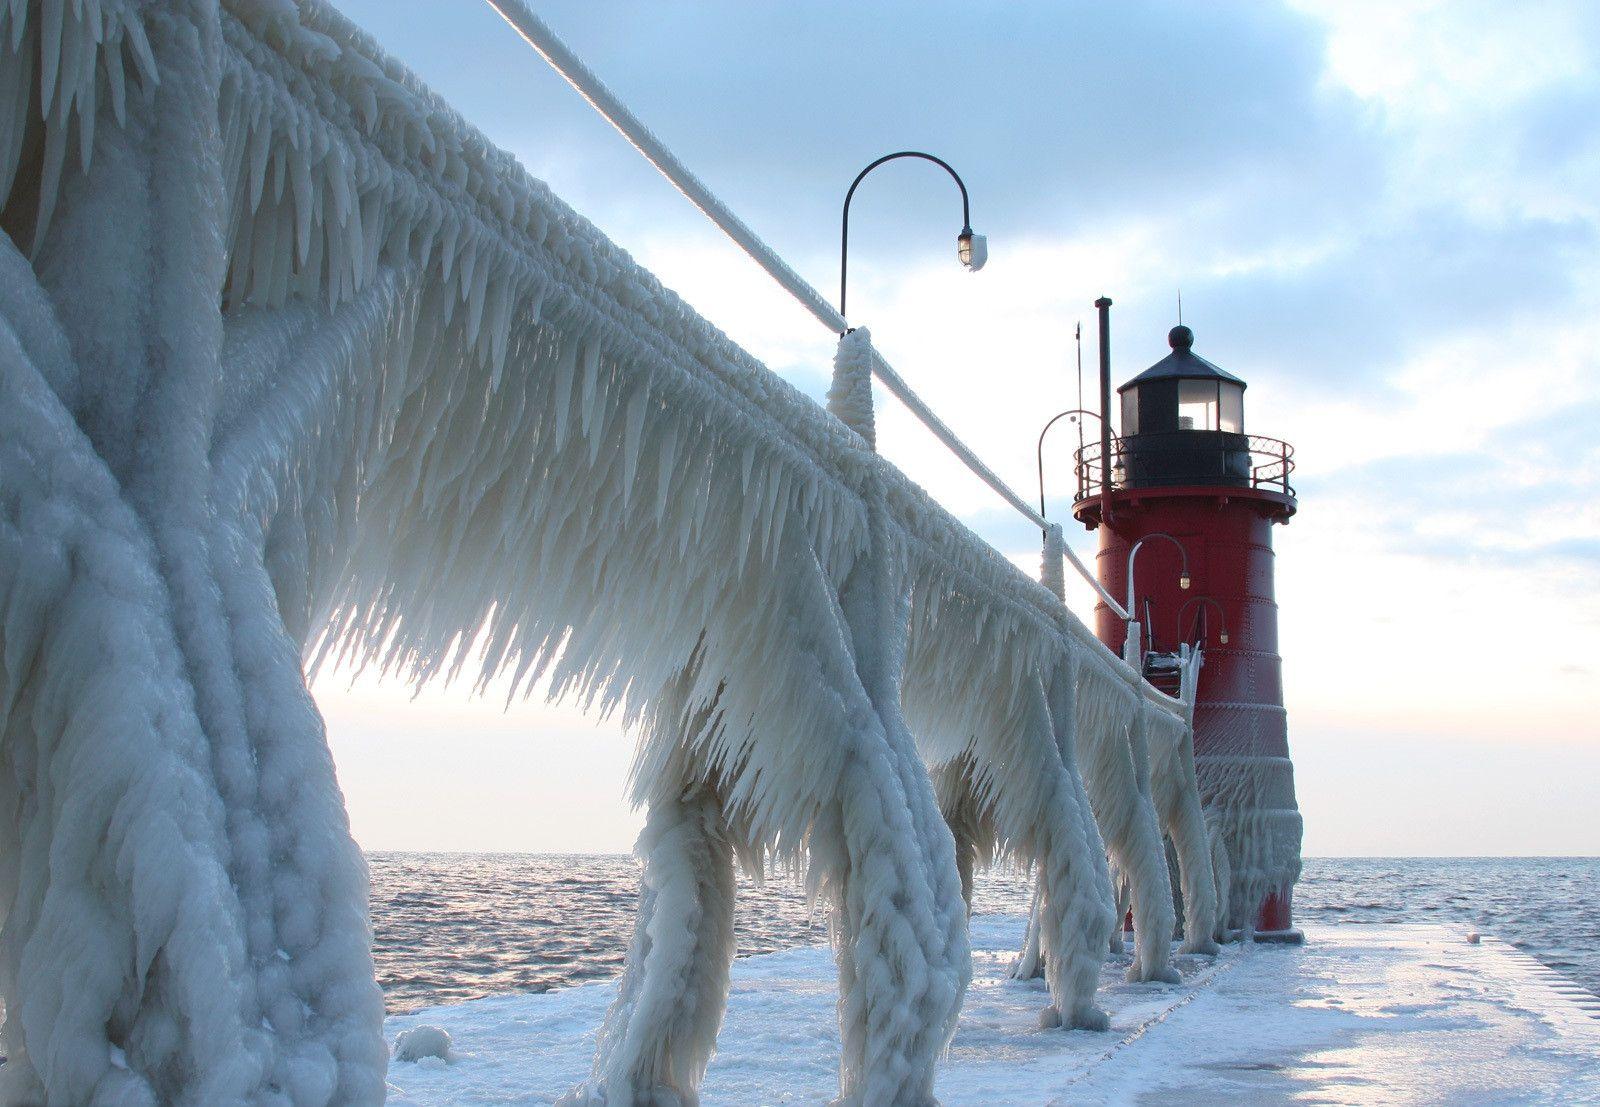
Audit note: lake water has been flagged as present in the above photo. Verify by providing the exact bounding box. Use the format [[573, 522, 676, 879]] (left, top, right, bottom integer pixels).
[[368, 854, 1599, 1014]]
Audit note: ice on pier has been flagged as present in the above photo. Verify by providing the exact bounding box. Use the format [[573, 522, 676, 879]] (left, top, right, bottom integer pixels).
[[0, 0, 1226, 1103], [383, 917, 1600, 1106], [392, 1027, 453, 1065]]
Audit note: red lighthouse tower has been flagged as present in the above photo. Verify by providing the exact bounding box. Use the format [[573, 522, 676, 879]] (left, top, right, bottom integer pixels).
[[1073, 305, 1303, 939]]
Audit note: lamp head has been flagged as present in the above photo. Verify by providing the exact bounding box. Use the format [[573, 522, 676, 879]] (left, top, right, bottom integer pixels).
[[1179, 571, 1192, 590], [1220, 630, 1230, 645], [958, 231, 987, 272]]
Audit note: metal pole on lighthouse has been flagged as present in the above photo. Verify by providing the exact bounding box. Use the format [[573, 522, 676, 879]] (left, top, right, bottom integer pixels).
[[1095, 297, 1113, 525]]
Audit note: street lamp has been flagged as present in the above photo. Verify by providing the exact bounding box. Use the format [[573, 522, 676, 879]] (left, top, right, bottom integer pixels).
[[1178, 596, 1230, 647], [1036, 409, 1119, 520], [1123, 532, 1191, 665], [839, 151, 985, 326]]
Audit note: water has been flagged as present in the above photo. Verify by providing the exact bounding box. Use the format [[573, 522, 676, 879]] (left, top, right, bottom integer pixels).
[[1295, 857, 1600, 994], [369, 854, 1599, 1014]]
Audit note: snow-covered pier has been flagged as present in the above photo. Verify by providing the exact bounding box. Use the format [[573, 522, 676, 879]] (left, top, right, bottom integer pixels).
[[385, 916, 1600, 1105]]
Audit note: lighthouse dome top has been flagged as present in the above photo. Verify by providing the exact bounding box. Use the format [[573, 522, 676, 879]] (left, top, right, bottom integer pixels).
[[1117, 325, 1246, 394]]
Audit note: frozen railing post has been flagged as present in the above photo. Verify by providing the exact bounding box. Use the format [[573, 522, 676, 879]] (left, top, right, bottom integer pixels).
[[828, 329, 877, 449], [1150, 645, 1223, 955], [1008, 521, 1074, 980], [1041, 523, 1067, 601], [1123, 621, 1143, 668]]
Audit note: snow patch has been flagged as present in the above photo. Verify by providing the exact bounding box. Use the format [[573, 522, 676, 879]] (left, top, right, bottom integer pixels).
[[393, 1026, 454, 1064]]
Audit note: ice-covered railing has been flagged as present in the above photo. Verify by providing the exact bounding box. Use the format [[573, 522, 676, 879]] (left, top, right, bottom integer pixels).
[[0, 1, 1213, 1103], [483, 0, 1128, 624]]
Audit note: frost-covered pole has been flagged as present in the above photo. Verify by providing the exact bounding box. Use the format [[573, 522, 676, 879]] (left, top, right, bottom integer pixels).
[[1096, 296, 1113, 518], [1041, 523, 1067, 600], [828, 328, 877, 448]]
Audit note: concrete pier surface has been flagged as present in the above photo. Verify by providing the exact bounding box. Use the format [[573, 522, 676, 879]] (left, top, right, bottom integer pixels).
[[385, 914, 1600, 1105]]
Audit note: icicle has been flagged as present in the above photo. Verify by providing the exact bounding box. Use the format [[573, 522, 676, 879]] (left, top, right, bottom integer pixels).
[[38, 0, 63, 119], [103, 27, 125, 124], [463, 237, 491, 349], [69, 15, 94, 172], [485, 276, 514, 388], [578, 338, 601, 439], [31, 93, 70, 252], [0, 27, 32, 209], [620, 383, 647, 506], [756, 462, 782, 563], [653, 423, 677, 522], [121, 10, 155, 88], [289, 141, 313, 265], [550, 338, 577, 445]]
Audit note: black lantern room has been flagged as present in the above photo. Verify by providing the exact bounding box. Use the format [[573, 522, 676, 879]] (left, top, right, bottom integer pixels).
[[1116, 325, 1251, 489]]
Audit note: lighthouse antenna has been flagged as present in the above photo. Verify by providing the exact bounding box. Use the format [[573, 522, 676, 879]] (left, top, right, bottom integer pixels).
[[1095, 297, 1113, 513], [1177, 287, 1183, 325], [1075, 322, 1084, 455]]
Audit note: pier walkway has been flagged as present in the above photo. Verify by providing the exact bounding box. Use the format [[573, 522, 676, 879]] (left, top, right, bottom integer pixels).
[[385, 914, 1600, 1105]]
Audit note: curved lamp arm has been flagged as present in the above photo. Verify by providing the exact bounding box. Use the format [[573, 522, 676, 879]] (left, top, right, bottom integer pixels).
[[840, 151, 981, 325], [1037, 408, 1123, 521], [1177, 596, 1229, 646], [1126, 531, 1191, 636]]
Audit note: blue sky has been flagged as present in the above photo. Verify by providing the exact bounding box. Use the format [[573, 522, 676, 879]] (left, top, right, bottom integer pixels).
[[317, 0, 1600, 856]]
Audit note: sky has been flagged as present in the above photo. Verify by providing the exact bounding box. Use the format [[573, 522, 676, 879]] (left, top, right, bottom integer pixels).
[[315, 0, 1600, 857]]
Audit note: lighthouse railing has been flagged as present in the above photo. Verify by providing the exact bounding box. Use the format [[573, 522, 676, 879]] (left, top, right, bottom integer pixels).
[[1072, 434, 1296, 501], [1247, 435, 1296, 494]]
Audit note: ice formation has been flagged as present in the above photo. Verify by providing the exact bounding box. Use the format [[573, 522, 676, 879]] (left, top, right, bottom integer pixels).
[[1148, 652, 1219, 956], [1196, 709, 1304, 935], [392, 1027, 453, 1064], [565, 787, 736, 1105], [0, 0, 1217, 1103], [1207, 816, 1235, 944], [1006, 627, 1220, 982]]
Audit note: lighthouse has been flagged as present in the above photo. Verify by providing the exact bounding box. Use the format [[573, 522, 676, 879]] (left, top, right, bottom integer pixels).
[[1072, 303, 1304, 940]]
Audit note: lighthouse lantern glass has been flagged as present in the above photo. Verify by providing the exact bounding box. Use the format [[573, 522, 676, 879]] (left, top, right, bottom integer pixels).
[[1219, 382, 1244, 433], [1179, 379, 1220, 431], [1121, 390, 1139, 435]]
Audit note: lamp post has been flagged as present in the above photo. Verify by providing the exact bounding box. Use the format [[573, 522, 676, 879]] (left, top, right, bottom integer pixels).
[[1037, 409, 1118, 520], [839, 151, 985, 327], [1123, 531, 1190, 665], [1178, 596, 1230, 648]]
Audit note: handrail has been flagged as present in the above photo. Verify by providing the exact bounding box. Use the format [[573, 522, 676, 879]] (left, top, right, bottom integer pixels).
[[483, 0, 1130, 620]]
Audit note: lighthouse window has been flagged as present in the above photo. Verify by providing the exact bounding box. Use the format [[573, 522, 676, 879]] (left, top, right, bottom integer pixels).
[[1121, 389, 1139, 435], [1219, 382, 1244, 433], [1178, 380, 1220, 431]]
